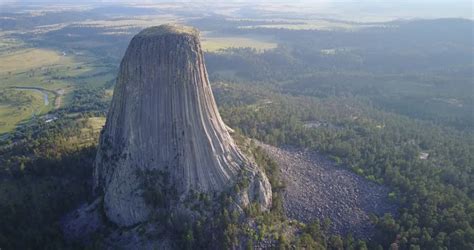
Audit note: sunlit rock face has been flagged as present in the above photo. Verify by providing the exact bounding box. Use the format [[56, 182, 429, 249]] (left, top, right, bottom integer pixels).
[[93, 24, 271, 226]]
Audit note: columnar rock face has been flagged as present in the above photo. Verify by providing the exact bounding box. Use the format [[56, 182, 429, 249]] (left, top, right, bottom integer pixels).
[[93, 24, 271, 226]]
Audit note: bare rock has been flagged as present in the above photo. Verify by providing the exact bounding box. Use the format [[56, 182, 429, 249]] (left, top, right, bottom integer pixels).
[[90, 24, 271, 227], [258, 143, 397, 239]]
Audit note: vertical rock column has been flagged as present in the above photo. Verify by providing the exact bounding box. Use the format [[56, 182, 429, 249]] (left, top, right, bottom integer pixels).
[[93, 24, 272, 226]]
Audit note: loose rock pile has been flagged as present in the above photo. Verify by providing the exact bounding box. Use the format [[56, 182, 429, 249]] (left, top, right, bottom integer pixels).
[[259, 143, 397, 239]]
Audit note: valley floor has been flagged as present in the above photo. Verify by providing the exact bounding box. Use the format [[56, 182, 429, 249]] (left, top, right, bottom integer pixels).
[[259, 143, 397, 239]]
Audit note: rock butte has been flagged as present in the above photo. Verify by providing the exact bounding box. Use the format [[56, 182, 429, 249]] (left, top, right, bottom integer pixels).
[[93, 24, 272, 226]]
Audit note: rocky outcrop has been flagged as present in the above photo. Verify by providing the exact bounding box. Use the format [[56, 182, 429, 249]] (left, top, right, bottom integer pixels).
[[93, 24, 271, 227], [258, 143, 397, 239]]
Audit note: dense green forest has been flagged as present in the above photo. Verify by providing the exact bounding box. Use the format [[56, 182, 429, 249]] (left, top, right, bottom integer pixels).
[[1, 81, 472, 249], [0, 7, 472, 250], [208, 18, 473, 248], [216, 83, 474, 249]]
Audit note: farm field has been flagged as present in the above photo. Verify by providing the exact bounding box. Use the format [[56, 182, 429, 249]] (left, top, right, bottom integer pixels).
[[0, 16, 282, 134], [0, 48, 72, 74], [201, 36, 277, 52], [0, 37, 115, 134], [0, 2, 473, 250], [0, 89, 52, 134], [239, 19, 375, 31]]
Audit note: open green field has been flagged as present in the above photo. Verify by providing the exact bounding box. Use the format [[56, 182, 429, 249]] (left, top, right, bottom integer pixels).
[[0, 89, 53, 134], [201, 36, 277, 52], [0, 48, 73, 74], [0, 36, 116, 134], [235, 18, 385, 31], [0, 37, 27, 54]]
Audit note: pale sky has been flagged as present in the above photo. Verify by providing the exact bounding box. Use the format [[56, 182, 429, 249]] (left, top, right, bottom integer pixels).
[[1, 0, 472, 20]]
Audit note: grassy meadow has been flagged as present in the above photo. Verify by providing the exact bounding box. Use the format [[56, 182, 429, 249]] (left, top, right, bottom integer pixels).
[[0, 89, 52, 134], [201, 36, 277, 52], [0, 16, 282, 134], [0, 48, 71, 74], [0, 36, 115, 134]]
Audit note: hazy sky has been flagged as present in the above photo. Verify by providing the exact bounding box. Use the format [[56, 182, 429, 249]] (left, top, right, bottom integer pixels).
[[2, 0, 472, 4], [1, 0, 472, 20]]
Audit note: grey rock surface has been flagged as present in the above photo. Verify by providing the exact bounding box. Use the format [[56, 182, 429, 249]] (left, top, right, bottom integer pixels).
[[258, 143, 397, 239], [93, 24, 272, 226]]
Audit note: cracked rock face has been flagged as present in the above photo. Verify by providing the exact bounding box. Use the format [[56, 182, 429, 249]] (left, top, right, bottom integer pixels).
[[93, 24, 272, 227]]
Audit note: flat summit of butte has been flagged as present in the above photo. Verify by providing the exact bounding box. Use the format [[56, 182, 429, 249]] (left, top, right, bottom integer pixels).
[[135, 24, 199, 37], [64, 24, 272, 234]]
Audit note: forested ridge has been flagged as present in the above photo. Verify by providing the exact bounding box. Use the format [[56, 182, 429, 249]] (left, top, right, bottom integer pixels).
[[206, 20, 473, 248], [216, 83, 474, 249], [0, 17, 472, 249]]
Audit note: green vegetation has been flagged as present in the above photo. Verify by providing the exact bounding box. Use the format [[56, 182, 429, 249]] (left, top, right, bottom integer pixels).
[[202, 36, 277, 52], [138, 24, 199, 37], [206, 19, 473, 131], [0, 80, 110, 248], [217, 83, 474, 249], [239, 19, 381, 31], [0, 48, 71, 74], [138, 169, 177, 209], [0, 115, 100, 249], [0, 89, 52, 133], [0, 35, 116, 133], [0, 4, 472, 250]]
